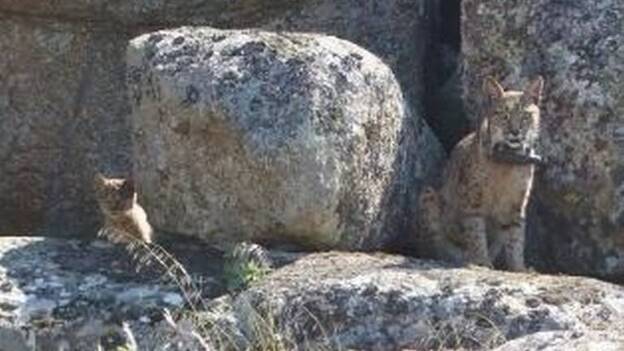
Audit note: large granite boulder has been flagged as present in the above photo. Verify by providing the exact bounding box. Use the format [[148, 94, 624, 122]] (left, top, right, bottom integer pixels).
[[461, 0, 624, 278], [0, 0, 438, 239], [216, 252, 624, 350], [127, 27, 443, 250]]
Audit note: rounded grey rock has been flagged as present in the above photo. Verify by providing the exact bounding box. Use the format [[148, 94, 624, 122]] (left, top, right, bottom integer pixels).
[[127, 27, 442, 250]]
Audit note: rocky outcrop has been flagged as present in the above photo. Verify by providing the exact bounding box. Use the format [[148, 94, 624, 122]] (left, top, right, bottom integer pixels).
[[3, 238, 623, 350], [0, 0, 437, 239], [461, 0, 624, 278], [218, 252, 624, 350], [0, 236, 225, 350], [127, 27, 443, 250]]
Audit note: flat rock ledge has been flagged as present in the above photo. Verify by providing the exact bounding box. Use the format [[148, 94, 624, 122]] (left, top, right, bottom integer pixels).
[[2, 237, 624, 350], [0, 236, 222, 350], [219, 252, 624, 350]]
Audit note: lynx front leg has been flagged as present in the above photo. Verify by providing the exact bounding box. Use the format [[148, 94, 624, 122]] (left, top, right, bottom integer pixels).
[[432, 234, 466, 266], [461, 216, 492, 268], [500, 218, 526, 271]]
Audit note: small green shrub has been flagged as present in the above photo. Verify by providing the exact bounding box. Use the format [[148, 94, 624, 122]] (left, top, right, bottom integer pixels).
[[223, 242, 273, 292], [224, 259, 271, 292]]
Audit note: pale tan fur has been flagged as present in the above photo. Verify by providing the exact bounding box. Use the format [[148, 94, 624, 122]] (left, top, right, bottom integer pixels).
[[93, 173, 153, 244], [420, 77, 544, 271]]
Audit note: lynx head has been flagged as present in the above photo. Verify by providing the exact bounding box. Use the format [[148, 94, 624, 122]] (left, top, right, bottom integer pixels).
[[94, 173, 136, 215], [479, 76, 544, 157]]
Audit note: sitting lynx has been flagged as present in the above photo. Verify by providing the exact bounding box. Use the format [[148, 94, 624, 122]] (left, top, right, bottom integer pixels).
[[420, 76, 544, 271], [93, 173, 153, 244]]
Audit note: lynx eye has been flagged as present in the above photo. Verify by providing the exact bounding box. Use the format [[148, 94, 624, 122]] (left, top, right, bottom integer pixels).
[[522, 113, 532, 123]]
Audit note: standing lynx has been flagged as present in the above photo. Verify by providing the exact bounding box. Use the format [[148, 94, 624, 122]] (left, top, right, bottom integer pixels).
[[420, 76, 544, 271]]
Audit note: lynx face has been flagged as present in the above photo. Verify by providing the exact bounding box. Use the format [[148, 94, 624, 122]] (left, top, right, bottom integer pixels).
[[93, 173, 136, 214], [482, 77, 544, 157]]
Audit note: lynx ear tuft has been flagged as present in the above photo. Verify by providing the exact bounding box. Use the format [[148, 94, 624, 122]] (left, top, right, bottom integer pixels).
[[94, 172, 107, 186], [524, 76, 544, 105], [120, 178, 136, 197], [483, 76, 505, 100]]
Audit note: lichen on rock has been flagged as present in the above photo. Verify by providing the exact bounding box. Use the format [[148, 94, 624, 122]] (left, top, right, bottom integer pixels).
[[214, 252, 624, 350], [127, 27, 443, 250], [0, 236, 224, 350]]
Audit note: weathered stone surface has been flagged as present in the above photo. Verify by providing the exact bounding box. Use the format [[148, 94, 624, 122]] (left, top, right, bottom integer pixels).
[[461, 0, 624, 278], [222, 252, 624, 350], [0, 16, 132, 237], [128, 27, 443, 250], [0, 236, 222, 350], [0, 1, 438, 240], [0, 0, 301, 28], [493, 331, 624, 351], [257, 0, 435, 127], [0, 0, 432, 110], [3, 238, 623, 350]]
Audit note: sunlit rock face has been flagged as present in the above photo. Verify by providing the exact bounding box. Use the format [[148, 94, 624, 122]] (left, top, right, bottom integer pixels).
[[127, 27, 443, 250]]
